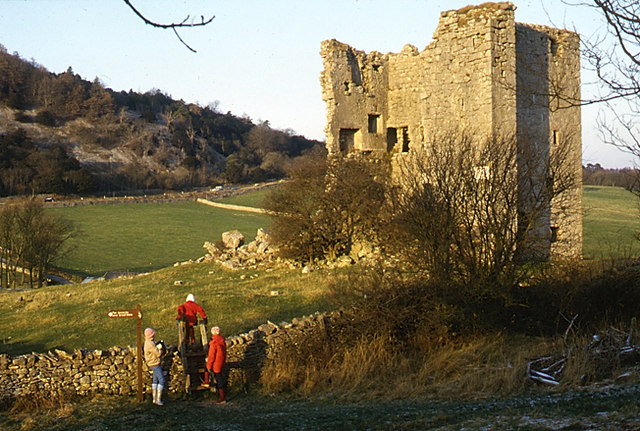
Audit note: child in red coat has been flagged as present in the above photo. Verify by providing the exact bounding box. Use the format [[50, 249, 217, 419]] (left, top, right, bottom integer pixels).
[[176, 293, 207, 344], [205, 326, 227, 404]]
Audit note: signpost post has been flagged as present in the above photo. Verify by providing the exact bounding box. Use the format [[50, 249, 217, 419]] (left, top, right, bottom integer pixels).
[[107, 304, 143, 402]]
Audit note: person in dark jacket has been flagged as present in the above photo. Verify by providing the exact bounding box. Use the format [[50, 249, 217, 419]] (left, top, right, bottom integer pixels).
[[176, 293, 207, 344], [205, 326, 227, 404]]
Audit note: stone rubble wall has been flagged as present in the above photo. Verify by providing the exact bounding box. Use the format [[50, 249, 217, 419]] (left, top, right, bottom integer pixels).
[[320, 1, 582, 260], [197, 228, 283, 271], [0, 311, 341, 404]]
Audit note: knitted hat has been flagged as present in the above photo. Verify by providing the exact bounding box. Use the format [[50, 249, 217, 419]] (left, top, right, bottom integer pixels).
[[211, 326, 220, 335], [186, 293, 195, 303], [144, 327, 155, 339]]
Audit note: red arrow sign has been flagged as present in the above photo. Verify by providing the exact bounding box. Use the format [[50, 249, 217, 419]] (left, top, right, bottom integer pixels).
[[107, 309, 136, 318]]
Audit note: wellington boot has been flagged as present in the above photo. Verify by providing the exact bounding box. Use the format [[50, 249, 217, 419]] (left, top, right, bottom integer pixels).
[[152, 389, 158, 404], [156, 389, 164, 406], [216, 388, 226, 404]]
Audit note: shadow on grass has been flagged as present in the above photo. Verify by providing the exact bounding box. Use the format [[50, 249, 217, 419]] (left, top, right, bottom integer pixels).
[[0, 342, 48, 357]]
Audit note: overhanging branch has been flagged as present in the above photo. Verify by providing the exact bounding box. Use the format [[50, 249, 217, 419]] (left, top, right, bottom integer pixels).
[[123, 0, 215, 52]]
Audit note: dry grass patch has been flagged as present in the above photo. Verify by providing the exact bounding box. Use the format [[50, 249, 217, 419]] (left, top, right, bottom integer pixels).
[[260, 332, 565, 400], [7, 389, 77, 430]]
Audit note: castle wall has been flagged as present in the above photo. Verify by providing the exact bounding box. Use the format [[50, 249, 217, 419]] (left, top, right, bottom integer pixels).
[[320, 40, 389, 154], [320, 1, 583, 260], [546, 28, 582, 259], [413, 3, 515, 140], [515, 23, 582, 259]]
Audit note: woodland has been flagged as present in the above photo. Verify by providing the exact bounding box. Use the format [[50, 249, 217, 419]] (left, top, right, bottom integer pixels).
[[0, 46, 324, 197]]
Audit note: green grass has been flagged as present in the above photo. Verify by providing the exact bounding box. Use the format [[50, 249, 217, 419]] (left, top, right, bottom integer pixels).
[[3, 187, 640, 428], [43, 185, 640, 279], [582, 185, 640, 259], [47, 201, 270, 277], [3, 185, 637, 357], [0, 262, 335, 356]]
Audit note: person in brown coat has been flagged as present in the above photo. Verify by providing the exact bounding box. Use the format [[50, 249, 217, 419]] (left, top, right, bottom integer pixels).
[[143, 327, 165, 406]]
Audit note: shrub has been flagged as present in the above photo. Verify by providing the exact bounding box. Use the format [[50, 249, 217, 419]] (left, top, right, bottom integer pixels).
[[34, 110, 56, 126], [384, 132, 580, 289], [264, 154, 389, 262], [13, 111, 32, 123]]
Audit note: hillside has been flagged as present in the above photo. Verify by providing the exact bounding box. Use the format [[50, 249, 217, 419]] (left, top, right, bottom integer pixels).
[[0, 260, 334, 356], [0, 47, 325, 196]]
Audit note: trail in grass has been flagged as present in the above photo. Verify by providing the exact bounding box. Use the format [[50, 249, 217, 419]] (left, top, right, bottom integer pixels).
[[4, 385, 640, 430]]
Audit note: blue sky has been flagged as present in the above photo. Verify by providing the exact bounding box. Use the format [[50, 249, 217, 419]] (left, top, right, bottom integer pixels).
[[0, 0, 634, 168]]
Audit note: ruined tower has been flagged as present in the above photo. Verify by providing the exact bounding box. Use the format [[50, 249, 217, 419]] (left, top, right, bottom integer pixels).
[[320, 2, 582, 260]]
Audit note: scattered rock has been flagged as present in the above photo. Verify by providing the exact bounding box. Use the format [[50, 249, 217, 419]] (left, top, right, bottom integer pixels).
[[336, 255, 354, 268], [222, 230, 245, 250], [221, 261, 239, 270], [203, 241, 221, 256], [203, 229, 277, 271]]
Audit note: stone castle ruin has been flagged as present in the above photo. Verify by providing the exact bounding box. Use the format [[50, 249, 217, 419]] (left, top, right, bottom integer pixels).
[[320, 2, 582, 260]]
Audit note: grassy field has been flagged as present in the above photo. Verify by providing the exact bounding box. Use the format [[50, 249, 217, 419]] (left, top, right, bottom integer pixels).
[[0, 261, 334, 356], [2, 185, 640, 428], [216, 186, 275, 208], [47, 201, 271, 277], [3, 185, 639, 359], [44, 185, 640, 279], [582, 185, 640, 259]]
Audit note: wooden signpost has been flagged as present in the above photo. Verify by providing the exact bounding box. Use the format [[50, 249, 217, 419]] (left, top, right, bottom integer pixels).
[[107, 304, 143, 402]]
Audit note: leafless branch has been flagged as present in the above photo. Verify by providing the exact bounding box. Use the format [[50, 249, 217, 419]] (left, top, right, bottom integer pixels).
[[123, 0, 215, 53], [558, 1, 640, 161], [563, 314, 579, 344]]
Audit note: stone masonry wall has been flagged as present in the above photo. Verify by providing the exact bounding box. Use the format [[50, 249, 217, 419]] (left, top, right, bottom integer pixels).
[[320, 2, 582, 260], [0, 311, 339, 404], [515, 23, 582, 259]]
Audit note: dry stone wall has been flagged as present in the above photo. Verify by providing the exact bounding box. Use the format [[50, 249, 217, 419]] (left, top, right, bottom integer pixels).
[[0, 311, 340, 404]]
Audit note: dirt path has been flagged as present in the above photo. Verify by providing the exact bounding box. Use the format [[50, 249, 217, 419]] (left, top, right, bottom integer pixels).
[[3, 384, 640, 430]]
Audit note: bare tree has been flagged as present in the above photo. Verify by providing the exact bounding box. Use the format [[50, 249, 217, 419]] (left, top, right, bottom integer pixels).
[[29, 210, 74, 288], [0, 199, 74, 288], [122, 0, 215, 53], [264, 154, 389, 262], [386, 131, 580, 287], [566, 1, 640, 161]]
